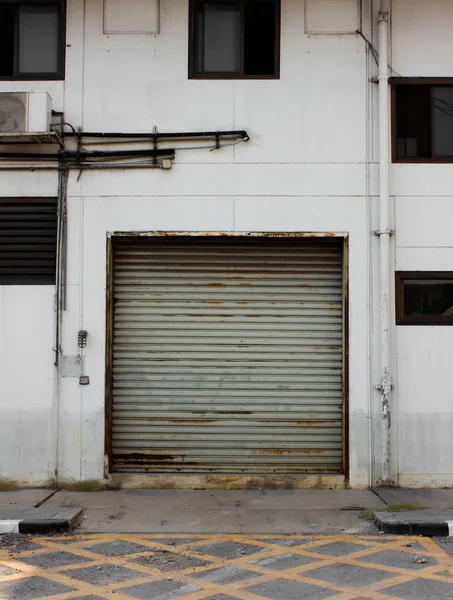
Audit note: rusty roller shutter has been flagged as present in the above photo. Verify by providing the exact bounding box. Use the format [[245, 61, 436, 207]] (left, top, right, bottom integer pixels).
[[111, 236, 345, 474]]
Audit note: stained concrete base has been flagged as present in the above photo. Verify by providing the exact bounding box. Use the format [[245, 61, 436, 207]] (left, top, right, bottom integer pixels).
[[42, 489, 385, 534]]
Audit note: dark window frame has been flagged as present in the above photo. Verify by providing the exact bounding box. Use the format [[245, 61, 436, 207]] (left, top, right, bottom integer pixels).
[[188, 0, 281, 80], [392, 77, 453, 163], [395, 271, 453, 326], [0, 0, 66, 81]]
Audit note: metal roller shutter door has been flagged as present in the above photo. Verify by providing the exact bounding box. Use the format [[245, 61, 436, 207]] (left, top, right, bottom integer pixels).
[[111, 236, 345, 474]]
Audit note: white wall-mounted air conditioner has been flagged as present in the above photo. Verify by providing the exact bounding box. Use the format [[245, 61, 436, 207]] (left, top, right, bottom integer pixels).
[[0, 92, 52, 134]]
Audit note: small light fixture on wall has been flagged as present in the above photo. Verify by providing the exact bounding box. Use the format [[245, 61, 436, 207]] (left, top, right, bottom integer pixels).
[[78, 330, 88, 349]]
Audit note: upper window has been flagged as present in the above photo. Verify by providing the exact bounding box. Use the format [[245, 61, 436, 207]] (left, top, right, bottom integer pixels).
[[396, 272, 453, 326], [0, 197, 57, 285], [189, 0, 280, 79], [0, 1, 65, 80], [393, 80, 453, 162]]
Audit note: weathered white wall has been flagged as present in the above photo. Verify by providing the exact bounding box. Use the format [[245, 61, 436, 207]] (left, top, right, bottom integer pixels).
[[64, 191, 370, 486], [0, 0, 374, 486], [0, 287, 56, 484], [0, 172, 59, 486], [391, 0, 453, 486], [12, 0, 453, 487]]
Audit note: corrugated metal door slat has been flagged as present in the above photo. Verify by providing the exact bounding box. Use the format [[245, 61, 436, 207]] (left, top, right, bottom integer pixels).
[[112, 237, 344, 474]]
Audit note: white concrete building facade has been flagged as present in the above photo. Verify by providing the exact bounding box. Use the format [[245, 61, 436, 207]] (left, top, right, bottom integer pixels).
[[1, 0, 452, 489]]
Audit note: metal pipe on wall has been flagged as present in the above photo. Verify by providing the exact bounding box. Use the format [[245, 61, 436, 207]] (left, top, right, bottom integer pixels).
[[378, 0, 392, 484], [53, 168, 68, 480], [54, 168, 68, 366]]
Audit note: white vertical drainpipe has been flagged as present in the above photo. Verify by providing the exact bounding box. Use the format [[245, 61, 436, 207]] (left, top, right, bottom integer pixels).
[[378, 0, 392, 484]]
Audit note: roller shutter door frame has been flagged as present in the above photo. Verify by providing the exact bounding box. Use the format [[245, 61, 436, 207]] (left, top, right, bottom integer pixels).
[[105, 233, 349, 478]]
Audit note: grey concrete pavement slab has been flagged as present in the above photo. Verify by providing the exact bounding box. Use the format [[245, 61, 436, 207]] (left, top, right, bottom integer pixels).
[[375, 509, 453, 536], [13, 508, 84, 534], [374, 488, 453, 510], [0, 508, 27, 519], [52, 507, 87, 520], [0, 490, 55, 508], [0, 505, 83, 535], [45, 489, 386, 510], [39, 489, 383, 534], [16, 508, 61, 519], [75, 507, 379, 534], [381, 509, 453, 521]]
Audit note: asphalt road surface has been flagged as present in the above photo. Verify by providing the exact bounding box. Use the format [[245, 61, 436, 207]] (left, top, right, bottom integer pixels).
[[1, 532, 453, 599]]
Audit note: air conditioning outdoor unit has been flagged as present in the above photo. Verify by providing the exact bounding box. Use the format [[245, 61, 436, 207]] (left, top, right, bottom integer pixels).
[[0, 92, 52, 134]]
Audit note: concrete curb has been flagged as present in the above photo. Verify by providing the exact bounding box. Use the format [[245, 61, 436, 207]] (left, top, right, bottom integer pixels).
[[0, 509, 84, 535], [375, 511, 452, 537]]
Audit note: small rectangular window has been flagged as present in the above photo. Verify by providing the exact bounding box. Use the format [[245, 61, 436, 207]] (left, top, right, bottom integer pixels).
[[396, 272, 453, 325], [0, 198, 57, 285], [393, 80, 453, 162], [0, 1, 65, 80], [189, 0, 280, 79]]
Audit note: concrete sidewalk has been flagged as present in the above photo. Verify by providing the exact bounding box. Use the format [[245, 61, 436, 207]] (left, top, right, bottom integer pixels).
[[2, 487, 453, 536], [373, 488, 453, 537], [0, 490, 82, 534], [2, 489, 384, 535]]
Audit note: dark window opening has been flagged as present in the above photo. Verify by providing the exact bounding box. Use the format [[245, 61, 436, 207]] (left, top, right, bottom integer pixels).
[[190, 0, 280, 79], [244, 2, 276, 76], [396, 272, 453, 325], [0, 198, 57, 285], [0, 1, 65, 80], [395, 85, 431, 159], [394, 81, 453, 161], [0, 5, 15, 77]]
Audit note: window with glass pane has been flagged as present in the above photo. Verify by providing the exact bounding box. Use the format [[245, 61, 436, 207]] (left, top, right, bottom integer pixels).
[[197, 4, 241, 73], [433, 87, 453, 157], [0, 2, 64, 80], [190, 0, 280, 79], [396, 272, 453, 325], [394, 82, 453, 162]]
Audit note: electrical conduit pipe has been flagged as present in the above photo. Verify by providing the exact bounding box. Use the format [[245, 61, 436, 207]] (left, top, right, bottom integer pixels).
[[378, 0, 392, 484]]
